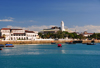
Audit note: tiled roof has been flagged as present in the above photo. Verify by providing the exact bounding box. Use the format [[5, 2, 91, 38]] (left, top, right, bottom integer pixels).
[[84, 33, 93, 35], [11, 29, 23, 30], [1, 28, 23, 30], [25, 30, 34, 33], [1, 28, 11, 30]]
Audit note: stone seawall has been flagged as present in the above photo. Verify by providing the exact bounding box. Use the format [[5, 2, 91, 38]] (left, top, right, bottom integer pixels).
[[0, 40, 100, 45], [82, 40, 100, 43], [0, 40, 73, 45]]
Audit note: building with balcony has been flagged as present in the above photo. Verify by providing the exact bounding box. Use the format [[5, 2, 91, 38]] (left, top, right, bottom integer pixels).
[[0, 28, 39, 40]]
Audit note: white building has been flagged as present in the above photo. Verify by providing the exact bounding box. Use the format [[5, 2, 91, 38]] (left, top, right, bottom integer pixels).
[[25, 30, 38, 40], [61, 21, 73, 33], [82, 31, 93, 37], [61, 21, 65, 31], [42, 21, 73, 34], [0, 28, 11, 40], [0, 28, 39, 40]]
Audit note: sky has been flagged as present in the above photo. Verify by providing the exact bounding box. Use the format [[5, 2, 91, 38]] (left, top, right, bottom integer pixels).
[[0, 0, 100, 32]]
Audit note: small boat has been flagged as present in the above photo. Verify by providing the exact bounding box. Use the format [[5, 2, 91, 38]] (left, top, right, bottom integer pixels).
[[5, 44, 14, 47], [0, 44, 4, 47], [51, 41, 56, 44], [58, 44, 62, 47], [51, 42, 56, 44], [87, 43, 95, 45], [65, 41, 76, 44], [0, 47, 3, 50]]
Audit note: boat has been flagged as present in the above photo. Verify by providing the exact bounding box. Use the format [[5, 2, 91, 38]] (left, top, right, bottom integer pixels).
[[87, 43, 95, 45], [51, 42, 56, 44], [65, 41, 76, 44], [51, 41, 56, 44], [0, 44, 4, 47], [58, 44, 62, 47], [0, 47, 3, 50], [5, 44, 14, 47]]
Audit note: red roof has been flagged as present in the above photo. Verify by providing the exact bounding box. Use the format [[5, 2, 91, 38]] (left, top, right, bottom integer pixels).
[[87, 33, 93, 34], [25, 30, 28, 31], [1, 28, 11, 30], [25, 30, 34, 33], [11, 29, 23, 30], [1, 28, 23, 30], [84, 33, 93, 34]]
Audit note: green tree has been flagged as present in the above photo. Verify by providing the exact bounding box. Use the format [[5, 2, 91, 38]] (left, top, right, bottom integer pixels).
[[38, 32, 42, 38]]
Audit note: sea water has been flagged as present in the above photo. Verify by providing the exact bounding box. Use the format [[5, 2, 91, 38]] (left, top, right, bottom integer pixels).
[[0, 43, 100, 68]]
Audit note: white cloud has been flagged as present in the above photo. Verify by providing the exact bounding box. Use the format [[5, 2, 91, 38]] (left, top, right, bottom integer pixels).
[[0, 17, 14, 22], [69, 25, 100, 33], [8, 17, 14, 19], [29, 20, 37, 22], [0, 19, 13, 22], [5, 25, 100, 33], [6, 25, 55, 31], [17, 20, 37, 23]]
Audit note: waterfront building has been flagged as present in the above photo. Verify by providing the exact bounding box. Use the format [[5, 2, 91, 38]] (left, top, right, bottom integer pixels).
[[0, 28, 11, 40], [42, 21, 73, 34], [82, 31, 93, 37], [42, 26, 61, 34], [25, 30, 39, 40], [0, 28, 39, 40]]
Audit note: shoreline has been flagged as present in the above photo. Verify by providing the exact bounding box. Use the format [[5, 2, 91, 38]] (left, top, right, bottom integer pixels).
[[0, 40, 100, 45], [0, 40, 68, 45]]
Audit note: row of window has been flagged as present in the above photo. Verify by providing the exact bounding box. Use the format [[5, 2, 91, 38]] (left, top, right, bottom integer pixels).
[[12, 31, 24, 33], [11, 37, 28, 40], [11, 34, 25, 36], [1, 31, 10, 32], [11, 34, 37, 36]]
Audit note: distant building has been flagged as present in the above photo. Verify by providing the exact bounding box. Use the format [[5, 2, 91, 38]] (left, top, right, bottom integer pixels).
[[0, 28, 39, 40], [42, 26, 61, 34], [82, 31, 93, 37], [42, 21, 73, 34]]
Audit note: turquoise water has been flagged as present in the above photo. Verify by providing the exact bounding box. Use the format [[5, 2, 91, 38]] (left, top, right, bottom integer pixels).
[[1, 43, 100, 68]]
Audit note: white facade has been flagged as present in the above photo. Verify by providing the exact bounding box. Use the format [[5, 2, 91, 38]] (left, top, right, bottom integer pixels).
[[61, 21, 65, 31], [83, 34, 93, 37], [11, 29, 25, 33], [82, 31, 93, 37], [0, 28, 39, 40], [26, 32, 38, 40], [1, 29, 11, 40]]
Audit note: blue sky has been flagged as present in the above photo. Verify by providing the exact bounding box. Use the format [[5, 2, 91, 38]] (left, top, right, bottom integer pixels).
[[0, 0, 100, 32]]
